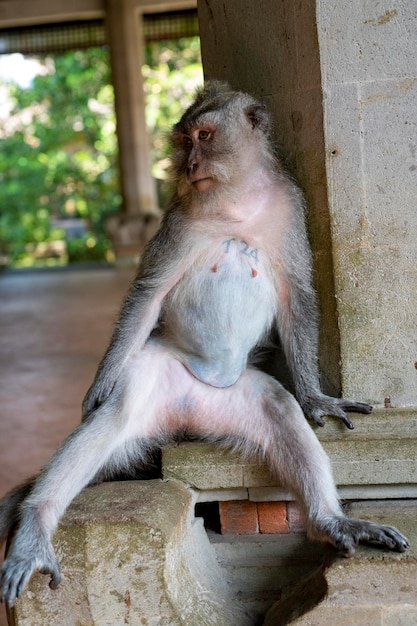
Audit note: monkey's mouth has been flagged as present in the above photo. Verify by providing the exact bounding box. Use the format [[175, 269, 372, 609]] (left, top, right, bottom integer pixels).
[[190, 177, 214, 192]]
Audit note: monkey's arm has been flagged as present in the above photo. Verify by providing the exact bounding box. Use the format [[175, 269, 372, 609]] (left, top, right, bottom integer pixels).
[[82, 208, 193, 418], [275, 224, 372, 429]]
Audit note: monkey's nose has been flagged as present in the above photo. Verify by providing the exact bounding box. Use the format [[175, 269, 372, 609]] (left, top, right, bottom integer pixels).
[[187, 160, 198, 176]]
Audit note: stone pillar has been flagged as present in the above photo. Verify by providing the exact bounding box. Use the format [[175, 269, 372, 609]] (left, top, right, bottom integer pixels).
[[316, 2, 417, 407], [106, 0, 160, 262], [197, 0, 417, 408]]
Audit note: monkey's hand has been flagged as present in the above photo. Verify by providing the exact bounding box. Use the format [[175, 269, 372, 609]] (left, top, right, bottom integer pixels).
[[82, 374, 114, 418], [300, 394, 373, 430], [1, 537, 61, 607]]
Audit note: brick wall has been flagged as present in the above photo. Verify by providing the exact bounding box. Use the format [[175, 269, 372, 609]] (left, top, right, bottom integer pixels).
[[219, 501, 305, 535]]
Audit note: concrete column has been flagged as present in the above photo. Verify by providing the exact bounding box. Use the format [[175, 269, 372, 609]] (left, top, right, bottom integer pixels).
[[316, 1, 417, 407], [106, 0, 160, 260], [197, 0, 417, 408], [197, 0, 341, 395]]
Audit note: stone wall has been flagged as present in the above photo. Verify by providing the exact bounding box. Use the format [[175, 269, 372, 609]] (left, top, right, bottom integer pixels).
[[317, 1, 417, 405]]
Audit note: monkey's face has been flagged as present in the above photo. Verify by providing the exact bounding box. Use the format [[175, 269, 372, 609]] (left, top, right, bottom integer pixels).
[[171, 88, 271, 200], [171, 117, 235, 196], [181, 124, 226, 192]]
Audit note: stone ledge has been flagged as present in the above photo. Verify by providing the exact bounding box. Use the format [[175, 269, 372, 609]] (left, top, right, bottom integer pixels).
[[8, 479, 417, 626], [162, 409, 417, 500], [9, 480, 251, 626]]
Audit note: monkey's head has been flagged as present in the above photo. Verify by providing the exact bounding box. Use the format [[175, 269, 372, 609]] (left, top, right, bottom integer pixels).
[[171, 81, 272, 199]]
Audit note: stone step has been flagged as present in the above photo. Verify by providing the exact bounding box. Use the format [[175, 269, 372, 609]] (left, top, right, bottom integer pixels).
[[206, 501, 417, 625], [208, 532, 325, 620], [210, 532, 323, 566]]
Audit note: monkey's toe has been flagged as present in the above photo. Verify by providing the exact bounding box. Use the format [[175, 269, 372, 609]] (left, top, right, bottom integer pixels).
[[317, 517, 410, 556]]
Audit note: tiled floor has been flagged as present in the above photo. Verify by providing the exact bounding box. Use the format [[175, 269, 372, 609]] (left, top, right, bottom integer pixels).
[[0, 266, 133, 625]]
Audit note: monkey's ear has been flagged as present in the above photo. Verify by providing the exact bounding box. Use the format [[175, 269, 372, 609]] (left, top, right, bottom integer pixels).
[[245, 103, 270, 133]]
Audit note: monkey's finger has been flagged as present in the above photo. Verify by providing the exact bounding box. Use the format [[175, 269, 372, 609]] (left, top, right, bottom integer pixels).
[[340, 414, 355, 430], [320, 407, 355, 430], [342, 401, 373, 414], [15, 569, 33, 603], [311, 415, 325, 427], [40, 560, 61, 590], [48, 567, 61, 590]]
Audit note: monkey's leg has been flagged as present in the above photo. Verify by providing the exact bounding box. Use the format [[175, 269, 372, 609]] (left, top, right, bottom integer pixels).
[[0, 409, 128, 605], [0, 342, 185, 606], [0, 479, 35, 546], [189, 368, 409, 556]]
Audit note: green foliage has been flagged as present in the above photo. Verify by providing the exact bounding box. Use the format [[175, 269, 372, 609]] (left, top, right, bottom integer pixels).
[[66, 235, 112, 263], [0, 47, 120, 267]]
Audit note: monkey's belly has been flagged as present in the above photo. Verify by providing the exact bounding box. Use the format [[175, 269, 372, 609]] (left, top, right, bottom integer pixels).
[[161, 240, 275, 387]]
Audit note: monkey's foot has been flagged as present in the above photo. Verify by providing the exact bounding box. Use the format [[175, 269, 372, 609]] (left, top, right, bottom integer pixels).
[[0, 545, 61, 607], [302, 394, 373, 430], [312, 516, 409, 556]]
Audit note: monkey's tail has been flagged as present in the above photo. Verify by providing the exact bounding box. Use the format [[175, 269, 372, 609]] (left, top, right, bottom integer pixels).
[[0, 479, 35, 547]]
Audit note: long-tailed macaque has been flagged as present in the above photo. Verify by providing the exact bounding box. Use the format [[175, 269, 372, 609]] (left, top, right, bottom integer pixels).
[[0, 82, 408, 607]]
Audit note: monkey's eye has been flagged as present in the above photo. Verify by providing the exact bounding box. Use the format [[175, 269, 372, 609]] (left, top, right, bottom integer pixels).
[[198, 130, 211, 141], [182, 135, 192, 147]]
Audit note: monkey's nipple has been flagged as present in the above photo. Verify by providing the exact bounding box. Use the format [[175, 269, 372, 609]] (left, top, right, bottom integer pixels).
[[251, 267, 258, 278], [211, 264, 219, 273]]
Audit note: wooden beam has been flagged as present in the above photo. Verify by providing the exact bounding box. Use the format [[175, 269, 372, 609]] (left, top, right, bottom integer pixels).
[[0, 0, 197, 29], [0, 0, 105, 28]]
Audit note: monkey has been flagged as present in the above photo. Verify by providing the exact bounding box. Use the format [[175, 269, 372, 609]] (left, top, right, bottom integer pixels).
[[0, 81, 409, 609]]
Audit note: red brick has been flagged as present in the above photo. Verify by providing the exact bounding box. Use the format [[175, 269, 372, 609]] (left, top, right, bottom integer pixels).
[[257, 501, 289, 534], [287, 501, 306, 532], [219, 500, 258, 534]]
